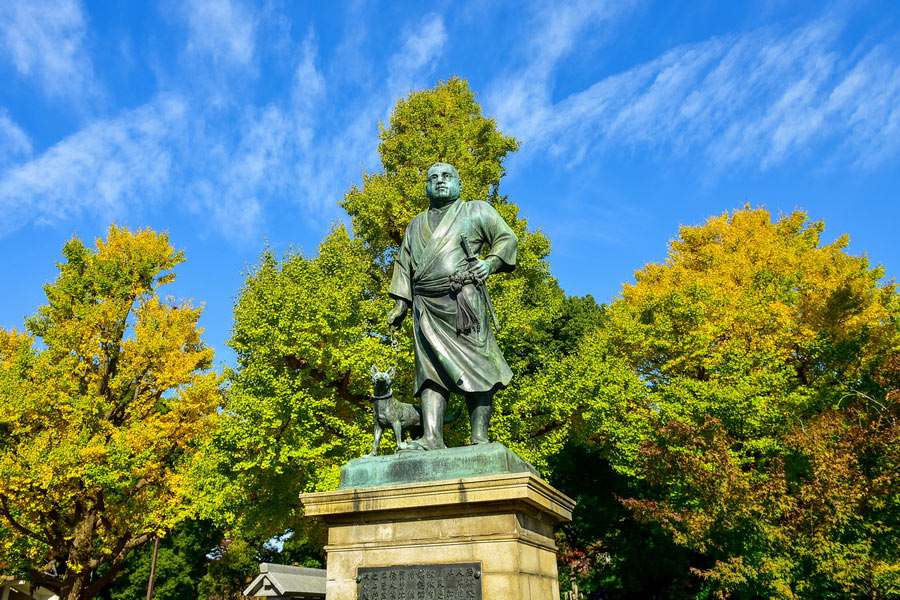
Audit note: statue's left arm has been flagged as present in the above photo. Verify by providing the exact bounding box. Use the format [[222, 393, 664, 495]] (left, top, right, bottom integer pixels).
[[474, 202, 518, 279]]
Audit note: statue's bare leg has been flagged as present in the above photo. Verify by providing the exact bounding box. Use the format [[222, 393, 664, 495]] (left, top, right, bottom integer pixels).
[[417, 382, 448, 450], [466, 391, 493, 444]]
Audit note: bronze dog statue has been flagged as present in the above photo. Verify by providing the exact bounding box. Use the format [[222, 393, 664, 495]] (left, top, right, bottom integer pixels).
[[368, 365, 423, 455]]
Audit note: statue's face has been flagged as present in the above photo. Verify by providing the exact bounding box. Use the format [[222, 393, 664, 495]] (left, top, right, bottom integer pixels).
[[426, 164, 460, 201]]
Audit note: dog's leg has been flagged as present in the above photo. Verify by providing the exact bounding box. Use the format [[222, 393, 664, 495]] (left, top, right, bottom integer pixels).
[[393, 419, 407, 450], [369, 421, 383, 456]]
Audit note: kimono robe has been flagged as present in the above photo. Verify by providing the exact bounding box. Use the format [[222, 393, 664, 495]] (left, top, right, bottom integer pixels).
[[389, 199, 518, 397]]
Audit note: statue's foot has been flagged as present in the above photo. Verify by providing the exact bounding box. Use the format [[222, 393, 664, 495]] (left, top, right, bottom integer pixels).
[[401, 439, 427, 451], [470, 437, 490, 445], [405, 437, 446, 451]]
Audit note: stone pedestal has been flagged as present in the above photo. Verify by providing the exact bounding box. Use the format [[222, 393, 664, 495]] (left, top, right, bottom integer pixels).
[[301, 468, 575, 600]]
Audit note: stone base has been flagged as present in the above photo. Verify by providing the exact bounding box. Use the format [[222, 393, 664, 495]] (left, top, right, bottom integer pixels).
[[339, 442, 539, 489], [301, 472, 575, 600]]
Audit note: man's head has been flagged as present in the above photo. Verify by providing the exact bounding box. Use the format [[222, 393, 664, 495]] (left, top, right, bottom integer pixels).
[[426, 162, 461, 203]]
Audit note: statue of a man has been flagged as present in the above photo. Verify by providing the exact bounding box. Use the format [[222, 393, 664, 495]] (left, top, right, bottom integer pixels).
[[386, 162, 518, 450]]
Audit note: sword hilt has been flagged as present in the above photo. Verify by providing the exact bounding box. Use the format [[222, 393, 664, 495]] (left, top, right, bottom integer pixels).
[[458, 235, 499, 330], [459, 233, 477, 264]]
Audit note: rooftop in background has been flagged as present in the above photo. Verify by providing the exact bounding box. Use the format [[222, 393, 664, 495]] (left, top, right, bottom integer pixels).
[[243, 563, 326, 600], [1, 577, 59, 600]]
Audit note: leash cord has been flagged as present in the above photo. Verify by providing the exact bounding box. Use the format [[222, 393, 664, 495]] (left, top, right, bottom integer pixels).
[[389, 325, 400, 369]]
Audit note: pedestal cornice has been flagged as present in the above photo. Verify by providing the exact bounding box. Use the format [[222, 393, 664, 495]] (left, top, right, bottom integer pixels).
[[301, 472, 574, 525]]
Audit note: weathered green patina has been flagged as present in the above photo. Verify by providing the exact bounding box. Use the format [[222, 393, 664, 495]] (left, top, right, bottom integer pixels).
[[386, 163, 518, 451], [339, 443, 538, 489]]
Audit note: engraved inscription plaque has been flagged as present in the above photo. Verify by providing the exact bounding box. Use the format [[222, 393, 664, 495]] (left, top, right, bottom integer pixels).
[[356, 562, 482, 600]]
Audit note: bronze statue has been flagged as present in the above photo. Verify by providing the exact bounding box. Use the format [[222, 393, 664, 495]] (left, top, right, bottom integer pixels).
[[386, 163, 517, 450], [367, 365, 422, 455]]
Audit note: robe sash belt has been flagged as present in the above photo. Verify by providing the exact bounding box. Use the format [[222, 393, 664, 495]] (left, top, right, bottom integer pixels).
[[413, 271, 500, 335]]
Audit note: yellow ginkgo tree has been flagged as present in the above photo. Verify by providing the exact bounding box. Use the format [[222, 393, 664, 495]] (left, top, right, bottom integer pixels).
[[0, 225, 221, 600]]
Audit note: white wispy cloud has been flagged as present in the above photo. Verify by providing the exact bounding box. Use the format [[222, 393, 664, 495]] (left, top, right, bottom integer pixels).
[[176, 0, 256, 68], [488, 14, 900, 171], [0, 95, 186, 235], [0, 108, 32, 166], [0, 7, 451, 241], [485, 0, 632, 153], [186, 96, 319, 238], [0, 0, 98, 101], [0, 26, 325, 241], [386, 15, 447, 97], [328, 2, 369, 88], [283, 13, 449, 220], [291, 31, 325, 110], [196, 12, 449, 234]]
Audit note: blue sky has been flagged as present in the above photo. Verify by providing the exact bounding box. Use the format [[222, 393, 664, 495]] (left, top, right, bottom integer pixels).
[[1, 0, 898, 368]]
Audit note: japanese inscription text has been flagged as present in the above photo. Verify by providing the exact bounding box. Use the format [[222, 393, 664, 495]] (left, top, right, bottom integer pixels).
[[356, 562, 482, 600]]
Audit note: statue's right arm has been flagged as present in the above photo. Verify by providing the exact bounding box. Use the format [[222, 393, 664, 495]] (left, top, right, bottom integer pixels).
[[386, 298, 410, 327], [387, 221, 415, 327]]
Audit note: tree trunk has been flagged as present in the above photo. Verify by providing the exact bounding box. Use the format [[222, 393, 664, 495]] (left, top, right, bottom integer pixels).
[[30, 526, 153, 600], [61, 572, 91, 600]]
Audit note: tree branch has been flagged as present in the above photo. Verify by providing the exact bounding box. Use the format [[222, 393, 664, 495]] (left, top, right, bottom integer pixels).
[[532, 420, 566, 439], [85, 532, 154, 597], [26, 568, 64, 594], [99, 296, 137, 402], [283, 355, 369, 409], [103, 371, 145, 425], [0, 494, 53, 546]]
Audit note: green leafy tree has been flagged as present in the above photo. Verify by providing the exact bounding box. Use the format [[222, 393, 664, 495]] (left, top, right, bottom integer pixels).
[[197, 78, 609, 542], [197, 536, 259, 600], [104, 520, 221, 600], [0, 226, 221, 600], [194, 521, 326, 600], [549, 441, 692, 600], [601, 208, 900, 598]]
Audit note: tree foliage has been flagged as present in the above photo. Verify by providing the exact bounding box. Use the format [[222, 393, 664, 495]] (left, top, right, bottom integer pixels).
[[549, 441, 692, 599], [195, 520, 326, 600], [602, 208, 900, 598], [105, 520, 221, 600], [0, 225, 220, 600]]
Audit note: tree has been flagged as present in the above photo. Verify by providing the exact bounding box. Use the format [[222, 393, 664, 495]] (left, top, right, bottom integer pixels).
[[600, 208, 900, 598], [0, 226, 221, 600], [197, 78, 606, 541], [549, 441, 692, 600], [195, 520, 326, 600], [104, 519, 221, 600]]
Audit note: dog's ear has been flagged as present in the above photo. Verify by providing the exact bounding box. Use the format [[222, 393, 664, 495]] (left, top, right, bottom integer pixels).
[[370, 364, 378, 377], [388, 366, 396, 379]]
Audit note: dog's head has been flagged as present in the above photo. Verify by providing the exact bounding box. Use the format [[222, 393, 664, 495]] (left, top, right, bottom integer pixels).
[[370, 365, 395, 397]]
